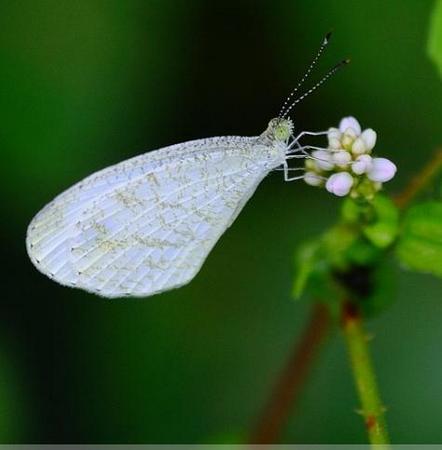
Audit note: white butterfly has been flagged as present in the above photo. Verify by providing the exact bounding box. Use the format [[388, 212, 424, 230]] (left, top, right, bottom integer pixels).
[[26, 33, 347, 298]]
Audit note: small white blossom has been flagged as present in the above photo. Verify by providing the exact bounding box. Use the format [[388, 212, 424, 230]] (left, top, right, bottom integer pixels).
[[351, 137, 367, 155], [304, 116, 396, 198], [367, 158, 397, 182], [351, 130, 376, 155], [328, 138, 342, 149], [351, 155, 373, 175], [332, 150, 352, 166], [304, 171, 323, 186], [328, 127, 341, 140], [341, 132, 356, 150], [328, 129, 342, 149], [312, 150, 334, 171], [339, 117, 361, 135], [360, 129, 377, 151], [326, 172, 354, 197], [343, 127, 358, 140]]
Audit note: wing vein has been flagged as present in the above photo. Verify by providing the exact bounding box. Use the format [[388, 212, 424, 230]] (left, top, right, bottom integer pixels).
[[89, 170, 248, 295], [130, 172, 248, 295], [72, 166, 248, 277]]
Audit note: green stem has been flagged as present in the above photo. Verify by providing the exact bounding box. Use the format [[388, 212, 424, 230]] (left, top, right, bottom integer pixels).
[[341, 301, 391, 448]]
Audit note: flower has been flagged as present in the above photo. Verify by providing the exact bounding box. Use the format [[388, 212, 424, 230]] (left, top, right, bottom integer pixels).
[[332, 150, 352, 166], [352, 129, 377, 155], [339, 116, 361, 135], [303, 116, 396, 198], [327, 128, 342, 149], [352, 155, 373, 175], [304, 172, 323, 186], [361, 129, 377, 150], [311, 150, 334, 171], [367, 158, 397, 182], [326, 172, 354, 196]]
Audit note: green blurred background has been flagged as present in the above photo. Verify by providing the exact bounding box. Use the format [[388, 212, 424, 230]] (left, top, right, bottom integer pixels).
[[1, 0, 442, 443]]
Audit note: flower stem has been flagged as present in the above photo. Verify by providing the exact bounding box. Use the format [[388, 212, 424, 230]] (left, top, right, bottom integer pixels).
[[341, 300, 391, 448], [250, 149, 441, 445], [394, 148, 442, 209]]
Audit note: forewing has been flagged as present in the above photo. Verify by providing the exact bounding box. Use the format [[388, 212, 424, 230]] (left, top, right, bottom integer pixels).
[[26, 136, 267, 298]]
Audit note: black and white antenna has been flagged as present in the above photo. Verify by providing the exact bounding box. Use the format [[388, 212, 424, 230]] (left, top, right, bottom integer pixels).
[[278, 31, 333, 118], [281, 58, 350, 119]]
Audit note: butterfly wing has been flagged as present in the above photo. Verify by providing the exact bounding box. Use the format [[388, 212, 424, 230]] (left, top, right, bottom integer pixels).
[[26, 136, 270, 298]]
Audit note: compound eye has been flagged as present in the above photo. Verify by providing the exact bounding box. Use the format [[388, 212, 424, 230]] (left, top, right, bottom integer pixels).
[[275, 125, 289, 141]]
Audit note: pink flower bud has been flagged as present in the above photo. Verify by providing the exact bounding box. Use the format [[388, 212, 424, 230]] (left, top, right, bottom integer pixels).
[[332, 150, 352, 166], [326, 172, 354, 196], [312, 150, 334, 171], [328, 127, 341, 140], [361, 129, 377, 151], [351, 137, 367, 155], [339, 117, 361, 135], [367, 158, 397, 182], [304, 172, 323, 186], [352, 155, 373, 175], [329, 139, 341, 149]]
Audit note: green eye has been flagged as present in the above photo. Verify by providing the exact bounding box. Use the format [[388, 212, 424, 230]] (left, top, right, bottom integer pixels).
[[264, 118, 293, 141], [275, 124, 291, 140]]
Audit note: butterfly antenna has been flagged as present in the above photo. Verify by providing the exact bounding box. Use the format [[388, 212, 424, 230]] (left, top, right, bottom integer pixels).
[[278, 31, 333, 118], [282, 58, 350, 119]]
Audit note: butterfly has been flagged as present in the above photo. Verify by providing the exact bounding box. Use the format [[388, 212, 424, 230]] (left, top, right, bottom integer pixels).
[[26, 32, 347, 298]]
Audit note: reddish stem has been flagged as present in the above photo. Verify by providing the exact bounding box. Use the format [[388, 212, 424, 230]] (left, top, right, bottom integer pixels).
[[394, 149, 442, 209]]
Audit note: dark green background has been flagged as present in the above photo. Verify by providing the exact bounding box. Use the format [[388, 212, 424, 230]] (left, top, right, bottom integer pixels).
[[1, 0, 441, 443]]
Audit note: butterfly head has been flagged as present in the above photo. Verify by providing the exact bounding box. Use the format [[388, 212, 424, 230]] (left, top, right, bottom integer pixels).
[[265, 118, 294, 142]]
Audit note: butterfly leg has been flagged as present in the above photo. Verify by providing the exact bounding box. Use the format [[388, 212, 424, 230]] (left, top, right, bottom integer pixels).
[[282, 161, 306, 182], [290, 130, 328, 150], [287, 147, 355, 170], [286, 145, 330, 158]]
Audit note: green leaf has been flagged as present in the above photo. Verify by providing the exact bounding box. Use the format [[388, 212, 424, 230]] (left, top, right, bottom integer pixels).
[[292, 240, 320, 299], [362, 195, 399, 248], [322, 224, 358, 270], [346, 238, 383, 266], [292, 239, 343, 305], [428, 0, 442, 78], [341, 197, 363, 223], [396, 201, 442, 277]]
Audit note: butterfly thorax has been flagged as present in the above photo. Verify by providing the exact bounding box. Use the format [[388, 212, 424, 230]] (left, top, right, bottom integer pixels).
[[252, 117, 293, 169]]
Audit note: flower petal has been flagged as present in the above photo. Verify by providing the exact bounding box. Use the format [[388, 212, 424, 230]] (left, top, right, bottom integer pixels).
[[367, 158, 397, 182], [351, 155, 372, 175], [332, 150, 352, 166], [361, 129, 377, 151], [304, 172, 323, 186], [329, 138, 342, 149], [328, 127, 341, 140], [326, 172, 354, 196], [339, 116, 361, 135], [328, 127, 342, 149], [352, 137, 368, 155], [312, 150, 334, 171]]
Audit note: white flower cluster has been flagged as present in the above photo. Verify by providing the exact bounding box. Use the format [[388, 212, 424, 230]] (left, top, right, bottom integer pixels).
[[304, 117, 397, 197]]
